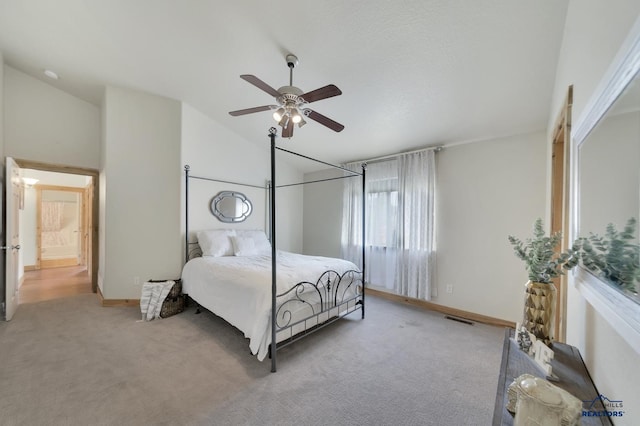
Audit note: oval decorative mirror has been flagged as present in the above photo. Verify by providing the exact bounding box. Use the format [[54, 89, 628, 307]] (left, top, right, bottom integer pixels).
[[210, 191, 252, 223]]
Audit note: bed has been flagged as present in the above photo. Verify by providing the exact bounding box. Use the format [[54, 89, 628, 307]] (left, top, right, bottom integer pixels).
[[183, 127, 367, 372], [181, 229, 362, 361]]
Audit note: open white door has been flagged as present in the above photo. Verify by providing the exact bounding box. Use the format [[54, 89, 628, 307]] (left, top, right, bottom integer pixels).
[[4, 157, 21, 320]]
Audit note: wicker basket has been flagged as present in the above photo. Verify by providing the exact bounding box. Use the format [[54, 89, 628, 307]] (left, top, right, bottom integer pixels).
[[148, 279, 185, 318]]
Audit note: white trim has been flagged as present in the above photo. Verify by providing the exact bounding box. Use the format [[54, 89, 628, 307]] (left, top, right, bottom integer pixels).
[[571, 15, 640, 354], [572, 19, 640, 145], [574, 268, 640, 353]]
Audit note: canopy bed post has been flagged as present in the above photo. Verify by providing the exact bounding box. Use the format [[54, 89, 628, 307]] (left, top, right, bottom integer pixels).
[[269, 127, 278, 373], [361, 163, 366, 319], [184, 165, 190, 264]]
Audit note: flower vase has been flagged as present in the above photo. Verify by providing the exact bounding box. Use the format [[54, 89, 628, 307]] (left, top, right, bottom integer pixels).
[[522, 281, 556, 345]]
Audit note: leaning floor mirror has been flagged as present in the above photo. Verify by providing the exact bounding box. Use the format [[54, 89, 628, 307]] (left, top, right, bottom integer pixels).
[[571, 17, 640, 353]]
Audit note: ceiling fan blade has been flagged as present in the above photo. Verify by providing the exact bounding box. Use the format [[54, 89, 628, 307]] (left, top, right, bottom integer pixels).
[[301, 84, 342, 103], [240, 75, 281, 98], [229, 105, 275, 116], [281, 119, 294, 138], [305, 109, 345, 132]]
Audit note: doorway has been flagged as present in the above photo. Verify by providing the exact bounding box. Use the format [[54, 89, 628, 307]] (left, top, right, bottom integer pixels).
[[37, 186, 85, 269], [19, 266, 92, 304], [15, 159, 99, 303]]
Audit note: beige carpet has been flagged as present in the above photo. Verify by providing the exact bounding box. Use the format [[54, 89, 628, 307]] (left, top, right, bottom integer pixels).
[[0, 293, 504, 425]]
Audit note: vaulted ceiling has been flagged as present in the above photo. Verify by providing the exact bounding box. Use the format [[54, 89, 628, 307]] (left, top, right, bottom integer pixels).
[[0, 0, 569, 169]]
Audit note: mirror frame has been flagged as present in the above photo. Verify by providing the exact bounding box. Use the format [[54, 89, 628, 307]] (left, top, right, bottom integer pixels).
[[571, 16, 640, 354], [210, 191, 253, 223]]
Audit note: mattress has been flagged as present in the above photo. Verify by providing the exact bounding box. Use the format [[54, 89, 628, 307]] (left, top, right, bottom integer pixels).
[[181, 250, 361, 361]]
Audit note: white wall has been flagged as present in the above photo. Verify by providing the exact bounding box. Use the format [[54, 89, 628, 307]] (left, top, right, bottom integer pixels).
[[302, 131, 547, 322], [436, 132, 547, 321], [579, 111, 640, 237], [3, 66, 100, 169], [180, 103, 304, 254], [101, 86, 182, 299], [0, 52, 5, 306], [302, 168, 345, 257], [550, 3, 640, 138], [550, 2, 640, 425]]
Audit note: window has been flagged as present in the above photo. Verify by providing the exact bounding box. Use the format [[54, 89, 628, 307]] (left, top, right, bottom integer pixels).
[[367, 187, 398, 248], [342, 150, 436, 300]]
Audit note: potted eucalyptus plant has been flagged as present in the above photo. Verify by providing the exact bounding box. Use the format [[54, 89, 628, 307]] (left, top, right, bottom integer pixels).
[[581, 217, 640, 295], [508, 218, 581, 345]]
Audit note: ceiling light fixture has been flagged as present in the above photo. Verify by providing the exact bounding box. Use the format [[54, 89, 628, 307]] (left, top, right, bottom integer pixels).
[[273, 106, 308, 129], [272, 107, 285, 122], [291, 109, 302, 124], [43, 69, 59, 80]]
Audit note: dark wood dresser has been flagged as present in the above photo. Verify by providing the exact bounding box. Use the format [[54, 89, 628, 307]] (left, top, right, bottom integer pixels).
[[493, 328, 614, 425]]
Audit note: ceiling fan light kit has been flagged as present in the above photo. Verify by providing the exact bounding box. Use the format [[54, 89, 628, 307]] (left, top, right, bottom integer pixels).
[[229, 54, 344, 138], [273, 107, 285, 121]]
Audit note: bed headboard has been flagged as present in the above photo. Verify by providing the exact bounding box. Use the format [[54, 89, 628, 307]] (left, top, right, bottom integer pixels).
[[184, 165, 269, 264]]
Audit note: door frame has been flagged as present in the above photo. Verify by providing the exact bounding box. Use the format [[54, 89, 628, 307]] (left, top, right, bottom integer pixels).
[[36, 185, 86, 269], [14, 159, 99, 293], [550, 85, 573, 343], [4, 157, 22, 320]]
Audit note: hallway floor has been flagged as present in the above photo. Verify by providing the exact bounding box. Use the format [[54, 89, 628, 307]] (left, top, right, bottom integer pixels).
[[19, 265, 92, 304]]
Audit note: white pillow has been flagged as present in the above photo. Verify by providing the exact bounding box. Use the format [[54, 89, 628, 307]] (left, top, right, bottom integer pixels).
[[233, 230, 271, 256], [231, 235, 259, 256], [197, 229, 235, 257]]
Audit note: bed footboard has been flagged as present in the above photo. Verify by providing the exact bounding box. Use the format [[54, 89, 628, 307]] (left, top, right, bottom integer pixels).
[[274, 269, 363, 348]]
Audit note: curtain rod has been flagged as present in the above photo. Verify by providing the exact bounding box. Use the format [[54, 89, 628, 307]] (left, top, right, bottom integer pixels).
[[349, 145, 443, 165]]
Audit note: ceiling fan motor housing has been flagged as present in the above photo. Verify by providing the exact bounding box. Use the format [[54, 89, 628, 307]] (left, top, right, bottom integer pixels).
[[277, 91, 307, 113], [278, 86, 304, 96]]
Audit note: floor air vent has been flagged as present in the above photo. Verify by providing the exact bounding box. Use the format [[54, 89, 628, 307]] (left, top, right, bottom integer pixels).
[[445, 315, 474, 325]]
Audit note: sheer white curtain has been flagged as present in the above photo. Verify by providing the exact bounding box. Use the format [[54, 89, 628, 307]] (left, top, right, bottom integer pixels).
[[395, 150, 435, 299], [341, 150, 436, 300], [42, 201, 64, 232], [340, 163, 364, 267], [341, 160, 398, 291]]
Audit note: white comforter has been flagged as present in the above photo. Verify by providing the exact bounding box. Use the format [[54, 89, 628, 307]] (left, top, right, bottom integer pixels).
[[181, 251, 360, 361]]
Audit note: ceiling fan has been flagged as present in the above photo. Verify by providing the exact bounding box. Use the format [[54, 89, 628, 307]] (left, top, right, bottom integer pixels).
[[229, 54, 344, 138]]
